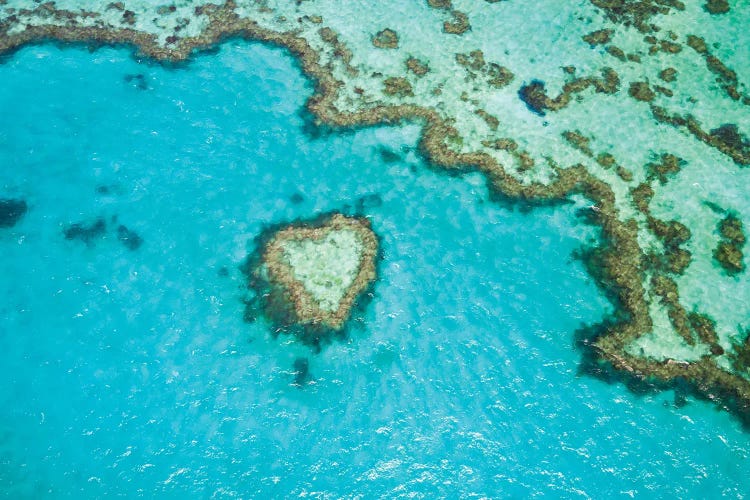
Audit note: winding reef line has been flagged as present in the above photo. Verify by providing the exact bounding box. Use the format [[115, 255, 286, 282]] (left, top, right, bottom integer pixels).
[[2, 0, 749, 427]]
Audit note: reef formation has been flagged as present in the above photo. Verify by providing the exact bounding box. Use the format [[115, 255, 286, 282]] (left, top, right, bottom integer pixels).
[[1, 0, 748, 424], [246, 214, 378, 341], [0, 198, 27, 228]]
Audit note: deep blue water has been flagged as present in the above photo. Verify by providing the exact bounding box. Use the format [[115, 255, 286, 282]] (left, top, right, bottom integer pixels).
[[1, 42, 749, 497]]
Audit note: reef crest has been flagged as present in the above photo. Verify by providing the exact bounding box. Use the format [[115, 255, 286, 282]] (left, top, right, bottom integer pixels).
[[251, 214, 378, 332]]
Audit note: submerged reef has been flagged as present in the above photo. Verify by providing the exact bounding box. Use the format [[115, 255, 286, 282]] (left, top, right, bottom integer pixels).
[[714, 214, 746, 276], [245, 214, 378, 345], [2, 0, 749, 425], [0, 198, 27, 228], [63, 217, 107, 245], [63, 216, 143, 250], [117, 224, 143, 251]]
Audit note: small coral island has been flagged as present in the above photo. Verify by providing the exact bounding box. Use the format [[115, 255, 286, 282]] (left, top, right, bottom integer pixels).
[[247, 214, 378, 343]]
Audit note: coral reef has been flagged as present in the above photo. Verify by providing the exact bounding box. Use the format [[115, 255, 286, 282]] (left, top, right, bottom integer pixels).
[[714, 214, 746, 275], [0, 198, 27, 228], [1, 0, 748, 426], [117, 224, 143, 251], [372, 28, 398, 49], [704, 0, 730, 15], [63, 217, 107, 245], [247, 213, 378, 338]]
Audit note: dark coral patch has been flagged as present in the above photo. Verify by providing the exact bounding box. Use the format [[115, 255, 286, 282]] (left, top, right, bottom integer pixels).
[[117, 224, 143, 251], [704, 0, 730, 14], [292, 357, 310, 387], [709, 124, 750, 158], [443, 10, 471, 35], [583, 29, 613, 46], [518, 80, 548, 116], [383, 77, 413, 97], [405, 57, 429, 77], [355, 193, 383, 213], [629, 81, 655, 102], [378, 147, 401, 163], [0, 198, 28, 228], [64, 217, 107, 245], [427, 0, 452, 8], [714, 214, 745, 275], [646, 153, 683, 184], [372, 28, 399, 49], [659, 67, 677, 82], [124, 73, 148, 90]]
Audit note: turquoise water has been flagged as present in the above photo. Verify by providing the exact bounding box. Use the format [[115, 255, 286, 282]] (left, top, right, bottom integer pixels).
[[1, 41, 749, 497]]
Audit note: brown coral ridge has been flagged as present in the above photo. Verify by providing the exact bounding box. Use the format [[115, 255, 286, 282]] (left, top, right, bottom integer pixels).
[[455, 50, 514, 89], [426, 0, 452, 9], [589, 1, 747, 103], [583, 29, 613, 46], [3, 0, 750, 426], [647, 217, 692, 275], [580, 320, 750, 427], [481, 137, 536, 173], [577, 222, 750, 429], [443, 10, 471, 35], [405, 57, 429, 77], [732, 331, 750, 374], [560, 130, 635, 181], [627, 177, 703, 352], [686, 34, 750, 105], [589, 0, 686, 34], [704, 0, 730, 15], [517, 68, 620, 115], [243, 213, 379, 348], [628, 81, 655, 102], [372, 28, 399, 49], [565, 144, 750, 423], [645, 153, 683, 184], [714, 213, 746, 275], [383, 76, 413, 97], [628, 156, 693, 277], [650, 106, 750, 166], [318, 27, 358, 76]]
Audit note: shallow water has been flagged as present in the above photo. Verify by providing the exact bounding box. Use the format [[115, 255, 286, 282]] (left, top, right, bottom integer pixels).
[[0, 42, 749, 497]]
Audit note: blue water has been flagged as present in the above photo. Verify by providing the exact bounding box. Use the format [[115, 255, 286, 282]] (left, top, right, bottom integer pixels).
[[1, 42, 749, 497]]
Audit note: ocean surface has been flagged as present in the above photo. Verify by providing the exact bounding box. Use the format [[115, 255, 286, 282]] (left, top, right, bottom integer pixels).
[[0, 41, 749, 497]]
